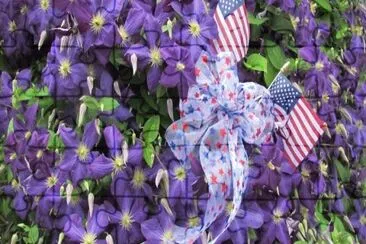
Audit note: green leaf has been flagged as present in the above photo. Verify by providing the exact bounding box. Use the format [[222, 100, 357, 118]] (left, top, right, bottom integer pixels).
[[47, 131, 64, 150], [271, 15, 294, 33], [264, 60, 278, 87], [265, 39, 287, 70], [156, 85, 167, 98], [334, 159, 350, 182], [248, 12, 269, 25], [143, 143, 155, 167], [143, 115, 160, 143], [315, 0, 332, 12], [80, 96, 99, 110], [99, 97, 120, 111], [28, 225, 39, 244], [243, 54, 267, 73]]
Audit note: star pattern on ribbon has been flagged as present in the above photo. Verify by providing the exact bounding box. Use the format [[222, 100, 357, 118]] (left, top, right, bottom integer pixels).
[[166, 51, 276, 243]]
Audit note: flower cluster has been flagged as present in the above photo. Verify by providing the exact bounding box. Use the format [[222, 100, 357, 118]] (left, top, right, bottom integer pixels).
[[0, 0, 366, 243]]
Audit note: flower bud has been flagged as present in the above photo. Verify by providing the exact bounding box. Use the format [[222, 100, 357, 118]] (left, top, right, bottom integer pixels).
[[88, 193, 94, 217], [338, 147, 349, 164], [113, 81, 121, 96], [38, 30, 47, 50], [167, 98, 174, 121], [122, 141, 129, 165], [106, 234, 114, 244], [130, 53, 138, 76], [10, 233, 18, 244], [57, 232, 64, 244], [78, 103, 87, 128], [87, 76, 94, 95], [66, 183, 73, 205]]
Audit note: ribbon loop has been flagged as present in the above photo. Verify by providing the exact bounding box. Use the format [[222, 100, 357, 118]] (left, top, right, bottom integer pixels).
[[166, 51, 276, 243]]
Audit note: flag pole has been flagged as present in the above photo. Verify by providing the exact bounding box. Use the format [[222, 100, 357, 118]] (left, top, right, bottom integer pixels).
[[268, 61, 291, 89]]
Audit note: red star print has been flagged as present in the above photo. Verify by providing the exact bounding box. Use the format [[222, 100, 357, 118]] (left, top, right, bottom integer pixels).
[[228, 92, 235, 100], [216, 142, 222, 149], [237, 180, 240, 187], [221, 183, 228, 193], [183, 123, 189, 132], [246, 93, 251, 100], [211, 97, 217, 104], [227, 169, 232, 176], [219, 128, 227, 137], [172, 123, 178, 130], [195, 92, 200, 98], [219, 168, 225, 175], [239, 159, 245, 165], [202, 55, 208, 63], [256, 128, 262, 137], [226, 72, 232, 79], [211, 175, 218, 184], [225, 57, 231, 65], [194, 67, 201, 77]]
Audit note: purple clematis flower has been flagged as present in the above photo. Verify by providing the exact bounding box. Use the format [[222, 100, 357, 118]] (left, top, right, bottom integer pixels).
[[105, 192, 147, 244], [42, 38, 88, 96], [141, 209, 176, 244], [351, 200, 366, 240], [160, 46, 195, 98], [209, 201, 264, 243], [58, 120, 100, 185], [89, 124, 143, 178], [258, 198, 292, 244], [1, 179, 30, 220], [63, 204, 109, 244]]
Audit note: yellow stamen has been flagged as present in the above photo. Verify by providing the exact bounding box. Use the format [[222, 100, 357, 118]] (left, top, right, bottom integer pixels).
[[8, 20, 17, 32], [40, 0, 50, 11], [176, 62, 185, 72], [82, 232, 96, 244], [132, 168, 145, 189], [272, 208, 283, 224], [174, 167, 186, 181], [76, 143, 89, 161], [120, 212, 134, 230], [90, 12, 105, 33], [46, 175, 58, 188], [59, 59, 72, 78], [118, 25, 129, 41], [189, 20, 201, 37], [149, 47, 162, 66]]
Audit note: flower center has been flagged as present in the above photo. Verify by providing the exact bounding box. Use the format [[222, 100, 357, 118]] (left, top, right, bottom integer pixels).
[[11, 179, 21, 190], [120, 212, 134, 230], [149, 47, 162, 66], [360, 215, 366, 225], [25, 131, 32, 140], [272, 208, 283, 224], [315, 61, 324, 71], [46, 175, 58, 188], [9, 153, 17, 161], [20, 5, 28, 15], [40, 0, 49, 11], [132, 168, 145, 189], [118, 25, 129, 40], [76, 143, 89, 161], [36, 150, 44, 159], [321, 93, 329, 103], [82, 232, 96, 244], [8, 20, 16, 32], [189, 20, 201, 37], [113, 155, 126, 171], [301, 169, 310, 178], [161, 229, 174, 242], [320, 161, 328, 177], [356, 120, 363, 129], [225, 202, 234, 216], [174, 167, 186, 181], [90, 12, 105, 33], [289, 15, 299, 30], [176, 62, 185, 72], [310, 2, 317, 15], [267, 161, 276, 171], [187, 216, 200, 227], [59, 59, 72, 78]]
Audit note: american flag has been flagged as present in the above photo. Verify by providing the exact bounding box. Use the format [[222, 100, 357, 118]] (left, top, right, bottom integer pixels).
[[269, 74, 326, 168], [211, 0, 250, 62]]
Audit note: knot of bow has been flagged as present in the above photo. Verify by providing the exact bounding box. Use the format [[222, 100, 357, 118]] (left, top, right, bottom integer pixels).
[[166, 52, 276, 243]]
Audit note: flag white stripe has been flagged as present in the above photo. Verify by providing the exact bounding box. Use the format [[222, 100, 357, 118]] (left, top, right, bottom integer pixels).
[[232, 8, 247, 47], [239, 6, 249, 54], [283, 140, 301, 167], [214, 11, 231, 53], [216, 9, 241, 60], [291, 106, 315, 148], [287, 119, 309, 157], [297, 99, 323, 139], [227, 15, 245, 58]]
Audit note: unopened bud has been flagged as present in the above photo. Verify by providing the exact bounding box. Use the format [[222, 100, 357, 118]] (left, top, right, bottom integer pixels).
[[66, 183, 73, 205], [113, 81, 121, 96], [88, 193, 94, 217], [10, 233, 18, 244], [338, 147, 349, 164], [38, 30, 47, 50], [106, 234, 114, 244], [78, 103, 87, 127], [87, 76, 94, 95], [57, 232, 64, 244], [122, 141, 129, 165], [130, 53, 138, 76], [132, 132, 136, 145], [167, 98, 174, 121]]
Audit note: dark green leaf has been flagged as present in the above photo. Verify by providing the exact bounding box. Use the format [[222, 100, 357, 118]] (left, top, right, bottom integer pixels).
[[143, 115, 160, 143], [99, 97, 120, 111], [28, 225, 39, 244], [143, 143, 155, 167], [334, 159, 350, 182], [315, 0, 332, 12], [248, 12, 269, 25], [265, 39, 287, 70], [244, 54, 267, 73], [264, 60, 278, 87]]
